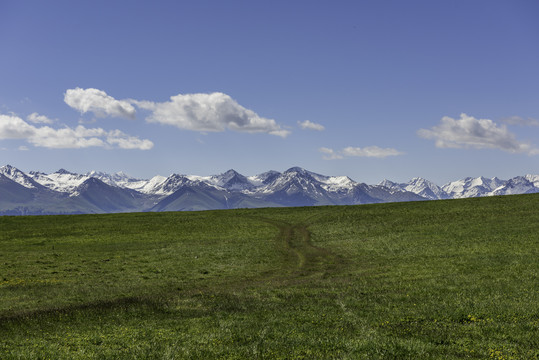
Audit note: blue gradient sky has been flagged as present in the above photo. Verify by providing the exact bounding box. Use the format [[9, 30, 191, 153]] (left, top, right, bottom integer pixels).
[[1, 0, 538, 184]]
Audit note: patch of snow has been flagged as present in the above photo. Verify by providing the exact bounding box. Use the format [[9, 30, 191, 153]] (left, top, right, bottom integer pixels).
[[28, 169, 89, 192], [1, 165, 37, 189]]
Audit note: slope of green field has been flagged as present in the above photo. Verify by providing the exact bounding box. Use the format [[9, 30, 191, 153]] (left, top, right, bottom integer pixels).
[[0, 194, 538, 359]]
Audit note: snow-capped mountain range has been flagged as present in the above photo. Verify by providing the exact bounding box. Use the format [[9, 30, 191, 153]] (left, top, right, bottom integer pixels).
[[0, 164, 537, 215]]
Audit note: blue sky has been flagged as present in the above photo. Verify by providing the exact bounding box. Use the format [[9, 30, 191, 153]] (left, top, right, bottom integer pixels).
[[1, 0, 538, 184]]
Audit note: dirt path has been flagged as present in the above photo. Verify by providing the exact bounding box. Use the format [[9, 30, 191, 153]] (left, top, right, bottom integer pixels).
[[253, 217, 343, 277]]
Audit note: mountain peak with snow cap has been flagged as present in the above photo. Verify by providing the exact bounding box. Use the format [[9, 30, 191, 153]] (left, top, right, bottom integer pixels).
[[284, 166, 312, 175], [0, 164, 41, 189], [55, 168, 76, 175], [213, 169, 254, 191], [404, 177, 448, 200]]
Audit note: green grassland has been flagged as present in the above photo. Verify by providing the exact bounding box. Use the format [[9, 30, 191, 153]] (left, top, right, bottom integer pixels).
[[0, 194, 538, 359]]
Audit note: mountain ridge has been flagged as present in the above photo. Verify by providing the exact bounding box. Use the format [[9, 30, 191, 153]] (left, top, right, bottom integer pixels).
[[1, 164, 537, 215]]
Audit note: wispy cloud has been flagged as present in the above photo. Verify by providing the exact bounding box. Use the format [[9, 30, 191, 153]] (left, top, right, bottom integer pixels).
[[320, 146, 403, 160], [418, 113, 538, 155], [64, 88, 136, 119], [319, 147, 343, 160], [133, 92, 290, 137], [0, 114, 152, 150], [342, 146, 404, 157], [501, 116, 539, 127], [27, 112, 55, 124], [298, 120, 325, 131]]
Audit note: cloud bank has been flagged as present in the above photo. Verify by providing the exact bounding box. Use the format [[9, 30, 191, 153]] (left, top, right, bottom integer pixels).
[[418, 113, 538, 155], [0, 114, 152, 150], [133, 92, 290, 137], [298, 120, 325, 131], [64, 88, 136, 119], [320, 146, 403, 160]]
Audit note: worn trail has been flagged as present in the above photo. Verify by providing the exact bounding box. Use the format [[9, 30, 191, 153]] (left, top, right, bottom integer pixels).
[[253, 217, 342, 276]]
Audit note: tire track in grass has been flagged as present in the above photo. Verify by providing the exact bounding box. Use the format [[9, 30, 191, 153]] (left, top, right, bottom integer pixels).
[[253, 217, 343, 276]]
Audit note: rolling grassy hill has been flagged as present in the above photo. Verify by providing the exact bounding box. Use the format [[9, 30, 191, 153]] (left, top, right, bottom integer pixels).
[[0, 194, 538, 359]]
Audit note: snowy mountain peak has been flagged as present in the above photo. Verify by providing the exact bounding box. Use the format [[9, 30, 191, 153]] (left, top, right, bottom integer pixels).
[[0, 164, 20, 175], [525, 174, 539, 187], [29, 170, 89, 193], [248, 170, 281, 186], [284, 166, 308, 174], [83, 170, 142, 188], [145, 173, 198, 196], [222, 169, 239, 176], [1, 164, 16, 172], [442, 176, 510, 198], [86, 170, 106, 177], [378, 179, 401, 191], [0, 165, 39, 189], [404, 177, 448, 200], [55, 168, 77, 175], [491, 176, 538, 196], [218, 169, 243, 183], [408, 177, 435, 186], [378, 179, 396, 187], [215, 169, 253, 191]]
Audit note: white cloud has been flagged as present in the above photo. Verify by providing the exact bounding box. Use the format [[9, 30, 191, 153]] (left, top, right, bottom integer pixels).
[[0, 114, 152, 150], [342, 146, 404, 157], [298, 120, 325, 131], [106, 129, 154, 150], [418, 113, 537, 154], [18, 146, 29, 151], [319, 147, 343, 160], [29, 125, 108, 149], [64, 88, 136, 119], [133, 92, 290, 137], [320, 145, 403, 160], [501, 116, 539, 127], [0, 114, 36, 139], [27, 112, 55, 124]]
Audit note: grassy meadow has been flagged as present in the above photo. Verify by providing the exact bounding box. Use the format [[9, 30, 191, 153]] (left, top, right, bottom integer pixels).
[[0, 194, 538, 359]]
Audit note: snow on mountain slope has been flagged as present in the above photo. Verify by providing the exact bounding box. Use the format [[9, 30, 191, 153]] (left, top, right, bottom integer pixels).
[[145, 174, 203, 196], [309, 172, 356, 193], [2, 164, 538, 216], [86, 171, 138, 187], [443, 176, 506, 198], [247, 170, 281, 187], [269, 167, 357, 191], [491, 176, 538, 196], [249, 167, 336, 206], [84, 170, 164, 193], [127, 175, 167, 194], [0, 165, 41, 189], [377, 177, 448, 200], [377, 179, 402, 192], [403, 177, 448, 200], [187, 169, 255, 191], [254, 167, 318, 194], [29, 169, 90, 193], [525, 174, 539, 187]]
